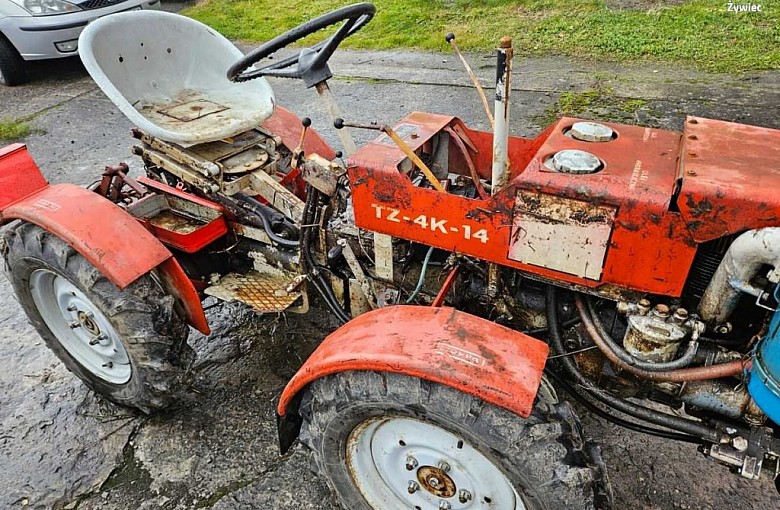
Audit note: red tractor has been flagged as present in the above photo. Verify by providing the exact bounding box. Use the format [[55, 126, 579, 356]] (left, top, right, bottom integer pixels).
[[2, 4, 779, 509]]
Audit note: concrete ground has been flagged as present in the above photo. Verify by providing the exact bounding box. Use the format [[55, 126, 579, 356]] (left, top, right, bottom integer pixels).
[[0, 15, 779, 510]]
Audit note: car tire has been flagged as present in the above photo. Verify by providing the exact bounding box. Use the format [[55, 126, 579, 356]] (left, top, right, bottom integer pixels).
[[0, 33, 27, 86]]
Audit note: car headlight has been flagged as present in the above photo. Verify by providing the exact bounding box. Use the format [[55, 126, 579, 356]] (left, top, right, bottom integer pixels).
[[8, 0, 82, 16]]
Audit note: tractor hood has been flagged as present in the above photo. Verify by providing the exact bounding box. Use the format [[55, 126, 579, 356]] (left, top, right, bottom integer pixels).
[[677, 117, 780, 242]]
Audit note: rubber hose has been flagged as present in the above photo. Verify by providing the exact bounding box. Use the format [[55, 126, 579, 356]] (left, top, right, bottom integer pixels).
[[585, 297, 699, 371], [544, 368, 701, 443], [234, 193, 300, 248], [300, 188, 351, 324], [546, 287, 727, 444], [575, 296, 744, 383]]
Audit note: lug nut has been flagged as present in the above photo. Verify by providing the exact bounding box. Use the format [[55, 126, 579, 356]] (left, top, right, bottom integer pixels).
[[405, 456, 418, 471], [407, 481, 419, 494], [459, 489, 473, 503], [67, 304, 78, 312], [89, 333, 108, 346], [69, 321, 81, 329], [438, 461, 451, 473], [438, 501, 451, 510]]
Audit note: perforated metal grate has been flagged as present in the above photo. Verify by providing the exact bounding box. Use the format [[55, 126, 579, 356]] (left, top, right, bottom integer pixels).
[[204, 271, 301, 313], [78, 0, 127, 10]]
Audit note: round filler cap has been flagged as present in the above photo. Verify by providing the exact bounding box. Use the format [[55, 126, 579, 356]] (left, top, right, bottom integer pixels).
[[570, 121, 614, 142], [552, 149, 603, 174]]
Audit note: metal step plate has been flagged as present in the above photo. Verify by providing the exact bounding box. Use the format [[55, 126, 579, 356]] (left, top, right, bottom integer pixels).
[[204, 270, 302, 313]]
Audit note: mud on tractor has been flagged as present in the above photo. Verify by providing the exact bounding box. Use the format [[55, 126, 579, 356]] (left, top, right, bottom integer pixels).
[[2, 4, 780, 509]]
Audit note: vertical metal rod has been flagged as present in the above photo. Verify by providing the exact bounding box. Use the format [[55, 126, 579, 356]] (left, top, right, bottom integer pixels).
[[446, 33, 495, 131], [491, 36, 512, 194], [315, 81, 358, 156]]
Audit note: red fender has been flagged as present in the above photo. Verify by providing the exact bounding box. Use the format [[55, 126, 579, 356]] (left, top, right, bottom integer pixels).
[[0, 144, 209, 334], [278, 305, 549, 419]]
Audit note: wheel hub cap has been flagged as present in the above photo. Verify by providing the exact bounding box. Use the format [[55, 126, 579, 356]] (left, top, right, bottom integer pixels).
[[346, 416, 525, 509], [418, 465, 456, 498], [29, 269, 131, 384]]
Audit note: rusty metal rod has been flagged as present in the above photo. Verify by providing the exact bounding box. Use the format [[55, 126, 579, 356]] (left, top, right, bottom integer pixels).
[[335, 118, 445, 192], [491, 36, 512, 194], [445, 33, 494, 131], [574, 295, 746, 383], [443, 126, 489, 200]]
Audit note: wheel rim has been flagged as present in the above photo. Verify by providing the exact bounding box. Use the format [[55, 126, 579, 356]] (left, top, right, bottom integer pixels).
[[346, 416, 525, 510], [29, 269, 131, 384]]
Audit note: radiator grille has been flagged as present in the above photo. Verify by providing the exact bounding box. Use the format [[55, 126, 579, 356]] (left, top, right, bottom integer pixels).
[[78, 0, 128, 10]]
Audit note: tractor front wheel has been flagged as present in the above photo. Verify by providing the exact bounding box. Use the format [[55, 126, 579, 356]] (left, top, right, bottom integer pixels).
[[299, 371, 610, 510], [3, 222, 194, 412]]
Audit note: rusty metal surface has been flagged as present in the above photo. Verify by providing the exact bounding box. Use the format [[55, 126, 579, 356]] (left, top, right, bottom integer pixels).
[[348, 113, 699, 297], [509, 191, 616, 280], [204, 270, 302, 313], [149, 210, 204, 235], [416, 465, 456, 498], [277, 305, 549, 418], [678, 116, 780, 241], [156, 98, 228, 123], [1, 183, 171, 289], [0, 144, 48, 213]]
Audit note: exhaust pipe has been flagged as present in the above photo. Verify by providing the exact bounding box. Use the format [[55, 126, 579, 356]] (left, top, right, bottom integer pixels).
[[698, 228, 780, 325]]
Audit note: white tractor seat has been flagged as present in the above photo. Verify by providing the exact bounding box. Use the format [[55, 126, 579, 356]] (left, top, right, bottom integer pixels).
[[79, 11, 275, 146]]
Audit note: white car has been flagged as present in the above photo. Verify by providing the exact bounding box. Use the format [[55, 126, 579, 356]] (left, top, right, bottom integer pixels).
[[0, 0, 160, 85]]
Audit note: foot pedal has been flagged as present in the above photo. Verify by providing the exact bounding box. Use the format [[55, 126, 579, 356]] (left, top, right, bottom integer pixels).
[[204, 270, 305, 313]]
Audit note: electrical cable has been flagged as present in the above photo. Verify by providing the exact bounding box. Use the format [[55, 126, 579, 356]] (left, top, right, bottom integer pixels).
[[406, 246, 435, 303]]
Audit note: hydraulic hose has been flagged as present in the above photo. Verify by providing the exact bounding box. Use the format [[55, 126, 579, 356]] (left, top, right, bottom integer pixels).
[[546, 287, 727, 444], [544, 368, 701, 444], [300, 187, 351, 324], [234, 192, 300, 248], [585, 298, 699, 371], [574, 295, 745, 383]]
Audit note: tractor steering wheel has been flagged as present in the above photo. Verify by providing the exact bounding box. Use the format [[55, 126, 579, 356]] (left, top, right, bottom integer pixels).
[[227, 3, 376, 86]]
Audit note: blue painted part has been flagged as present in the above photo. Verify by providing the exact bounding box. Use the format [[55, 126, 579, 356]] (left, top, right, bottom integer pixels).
[[748, 304, 780, 424]]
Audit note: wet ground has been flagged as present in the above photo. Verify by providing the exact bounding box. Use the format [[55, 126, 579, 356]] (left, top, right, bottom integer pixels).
[[1, 25, 779, 510]]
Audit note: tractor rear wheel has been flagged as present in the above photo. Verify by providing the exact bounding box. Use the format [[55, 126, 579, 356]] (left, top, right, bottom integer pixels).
[[2, 222, 194, 413], [299, 371, 611, 510]]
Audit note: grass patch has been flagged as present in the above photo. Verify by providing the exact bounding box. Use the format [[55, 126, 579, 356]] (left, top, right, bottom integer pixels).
[[0, 118, 34, 141], [185, 0, 779, 73], [535, 85, 651, 126]]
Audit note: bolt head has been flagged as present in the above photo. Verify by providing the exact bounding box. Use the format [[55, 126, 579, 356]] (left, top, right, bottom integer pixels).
[[459, 489, 473, 503], [438, 501, 451, 510], [405, 456, 418, 471], [732, 436, 749, 452], [438, 461, 451, 473], [407, 481, 419, 494]]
